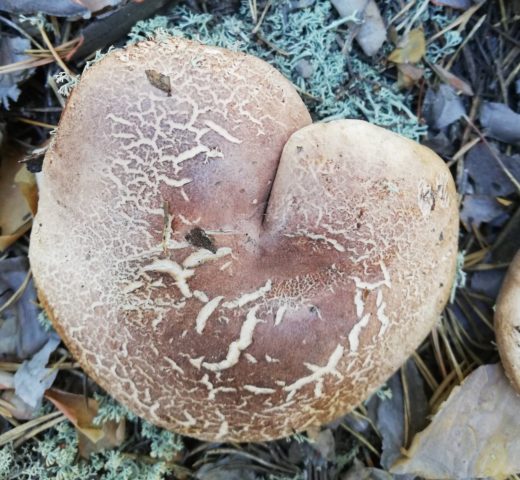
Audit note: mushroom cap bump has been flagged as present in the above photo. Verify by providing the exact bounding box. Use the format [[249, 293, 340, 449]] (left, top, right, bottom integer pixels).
[[495, 251, 520, 392], [29, 38, 459, 442]]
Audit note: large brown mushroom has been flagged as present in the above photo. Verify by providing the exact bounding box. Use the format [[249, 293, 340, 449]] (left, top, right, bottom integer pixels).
[[29, 37, 459, 442], [495, 251, 520, 392]]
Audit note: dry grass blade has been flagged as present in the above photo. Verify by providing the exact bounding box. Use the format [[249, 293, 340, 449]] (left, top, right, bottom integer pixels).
[[438, 324, 464, 382], [0, 57, 55, 75], [429, 367, 463, 411], [37, 23, 72, 76], [25, 37, 81, 58], [0, 363, 21, 372], [0, 399, 15, 419], [248, 0, 258, 23], [442, 315, 473, 366], [252, 0, 272, 34], [41, 354, 69, 381], [412, 352, 439, 391], [0, 411, 65, 447], [431, 327, 448, 379], [352, 407, 381, 438], [506, 61, 520, 88], [292, 84, 322, 102], [471, 225, 489, 251], [449, 137, 480, 165], [465, 261, 511, 271], [490, 24, 520, 49], [388, 0, 416, 27], [445, 14, 487, 70], [446, 308, 491, 357], [47, 74, 66, 108], [0, 37, 81, 76], [15, 117, 57, 129], [401, 368, 411, 448], [464, 248, 489, 268], [340, 422, 380, 456], [457, 292, 494, 332], [14, 414, 68, 448], [198, 447, 298, 474], [0, 268, 31, 315], [399, 0, 429, 35], [461, 290, 494, 305], [0, 361, 80, 372], [428, 2, 484, 43]]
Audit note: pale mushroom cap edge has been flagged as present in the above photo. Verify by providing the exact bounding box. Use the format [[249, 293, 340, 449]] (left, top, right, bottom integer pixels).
[[496, 251, 520, 392]]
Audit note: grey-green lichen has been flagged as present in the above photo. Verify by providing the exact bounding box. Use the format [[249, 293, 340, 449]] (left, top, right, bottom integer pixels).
[[0, 395, 181, 480], [37, 311, 55, 333], [93, 393, 136, 425], [450, 250, 467, 304], [140, 421, 183, 462]]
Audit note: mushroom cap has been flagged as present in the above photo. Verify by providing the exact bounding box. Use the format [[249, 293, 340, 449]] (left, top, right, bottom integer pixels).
[[29, 37, 459, 442], [495, 251, 520, 392]]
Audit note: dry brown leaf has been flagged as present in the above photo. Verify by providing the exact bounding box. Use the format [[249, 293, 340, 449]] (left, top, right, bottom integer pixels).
[[397, 63, 424, 89], [331, 0, 387, 56], [145, 69, 172, 96], [44, 389, 103, 442], [78, 418, 126, 458], [0, 145, 37, 251], [431, 64, 474, 96], [388, 28, 426, 64], [14, 165, 38, 215], [391, 364, 520, 479], [44, 389, 126, 457]]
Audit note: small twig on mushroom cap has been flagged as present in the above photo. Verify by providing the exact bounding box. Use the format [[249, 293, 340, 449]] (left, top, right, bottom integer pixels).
[[251, 0, 271, 34]]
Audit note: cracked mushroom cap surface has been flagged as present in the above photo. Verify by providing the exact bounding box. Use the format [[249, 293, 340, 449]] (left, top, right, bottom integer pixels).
[[29, 37, 459, 442], [495, 251, 520, 392]]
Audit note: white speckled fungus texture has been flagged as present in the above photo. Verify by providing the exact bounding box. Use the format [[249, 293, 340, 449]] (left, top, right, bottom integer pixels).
[[29, 37, 459, 442], [495, 251, 520, 392]]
